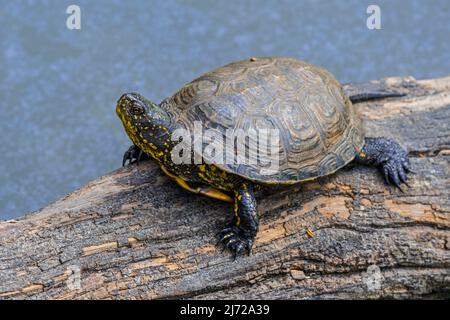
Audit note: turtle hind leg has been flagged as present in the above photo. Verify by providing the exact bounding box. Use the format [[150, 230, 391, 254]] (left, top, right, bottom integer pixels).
[[355, 137, 412, 190], [218, 183, 259, 259]]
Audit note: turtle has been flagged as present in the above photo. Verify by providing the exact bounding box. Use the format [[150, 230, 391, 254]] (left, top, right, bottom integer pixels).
[[116, 57, 411, 257]]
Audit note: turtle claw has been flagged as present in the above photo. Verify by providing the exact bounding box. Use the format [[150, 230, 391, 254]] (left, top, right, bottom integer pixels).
[[401, 158, 416, 173], [217, 225, 253, 259], [405, 167, 417, 174], [381, 156, 411, 191], [122, 145, 148, 166], [122, 150, 129, 167], [358, 137, 413, 191]]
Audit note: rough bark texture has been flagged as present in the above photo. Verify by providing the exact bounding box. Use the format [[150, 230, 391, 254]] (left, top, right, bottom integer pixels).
[[1, 76, 449, 300]]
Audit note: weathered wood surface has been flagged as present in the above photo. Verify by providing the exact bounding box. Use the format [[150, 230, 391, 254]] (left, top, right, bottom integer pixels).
[[1, 76, 449, 300]]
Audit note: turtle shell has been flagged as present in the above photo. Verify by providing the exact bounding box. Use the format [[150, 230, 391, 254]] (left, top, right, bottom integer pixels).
[[161, 57, 365, 183]]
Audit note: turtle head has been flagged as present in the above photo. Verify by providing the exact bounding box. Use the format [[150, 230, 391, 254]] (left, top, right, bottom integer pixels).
[[116, 93, 173, 162]]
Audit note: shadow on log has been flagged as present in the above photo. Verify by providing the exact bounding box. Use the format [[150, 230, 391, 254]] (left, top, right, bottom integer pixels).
[[0, 76, 449, 299]]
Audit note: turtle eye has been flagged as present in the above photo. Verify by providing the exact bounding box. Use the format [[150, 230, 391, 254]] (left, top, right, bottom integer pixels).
[[129, 104, 145, 115]]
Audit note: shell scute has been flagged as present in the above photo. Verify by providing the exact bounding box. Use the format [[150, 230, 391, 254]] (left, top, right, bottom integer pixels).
[[163, 57, 365, 183]]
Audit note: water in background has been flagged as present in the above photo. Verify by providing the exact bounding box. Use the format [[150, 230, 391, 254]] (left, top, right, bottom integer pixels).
[[0, 0, 449, 219]]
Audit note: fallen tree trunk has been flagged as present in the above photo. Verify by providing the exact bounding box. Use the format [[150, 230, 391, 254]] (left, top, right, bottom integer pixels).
[[0, 76, 449, 299]]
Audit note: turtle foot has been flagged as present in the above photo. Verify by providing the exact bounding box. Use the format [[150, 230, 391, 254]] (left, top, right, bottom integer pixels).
[[122, 145, 149, 166], [356, 137, 412, 191], [217, 225, 254, 260], [380, 149, 412, 191]]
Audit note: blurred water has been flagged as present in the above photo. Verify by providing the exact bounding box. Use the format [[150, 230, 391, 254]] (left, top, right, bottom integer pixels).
[[0, 0, 449, 219]]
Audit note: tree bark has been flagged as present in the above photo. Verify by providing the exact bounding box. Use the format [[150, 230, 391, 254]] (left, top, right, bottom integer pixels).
[[0, 76, 449, 300]]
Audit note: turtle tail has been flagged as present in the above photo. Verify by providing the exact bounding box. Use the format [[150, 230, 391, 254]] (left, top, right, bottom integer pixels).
[[343, 82, 405, 103]]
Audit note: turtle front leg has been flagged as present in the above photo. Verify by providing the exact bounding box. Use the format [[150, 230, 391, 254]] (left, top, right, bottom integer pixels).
[[355, 137, 412, 190], [218, 183, 259, 258], [122, 145, 150, 166]]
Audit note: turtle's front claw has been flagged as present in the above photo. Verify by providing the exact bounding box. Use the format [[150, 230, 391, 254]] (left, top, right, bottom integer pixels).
[[122, 145, 147, 166], [217, 225, 253, 259]]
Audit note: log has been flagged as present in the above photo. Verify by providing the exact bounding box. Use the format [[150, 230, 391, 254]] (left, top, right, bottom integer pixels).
[[1, 76, 449, 300]]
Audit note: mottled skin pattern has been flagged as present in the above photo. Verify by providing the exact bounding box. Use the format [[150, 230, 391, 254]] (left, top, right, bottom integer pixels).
[[117, 58, 411, 258]]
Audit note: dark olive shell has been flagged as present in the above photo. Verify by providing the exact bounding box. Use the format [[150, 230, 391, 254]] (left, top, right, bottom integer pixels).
[[161, 57, 365, 183]]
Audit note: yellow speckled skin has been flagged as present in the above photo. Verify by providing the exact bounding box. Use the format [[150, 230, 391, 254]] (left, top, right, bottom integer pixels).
[[116, 93, 246, 194], [117, 91, 261, 256]]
